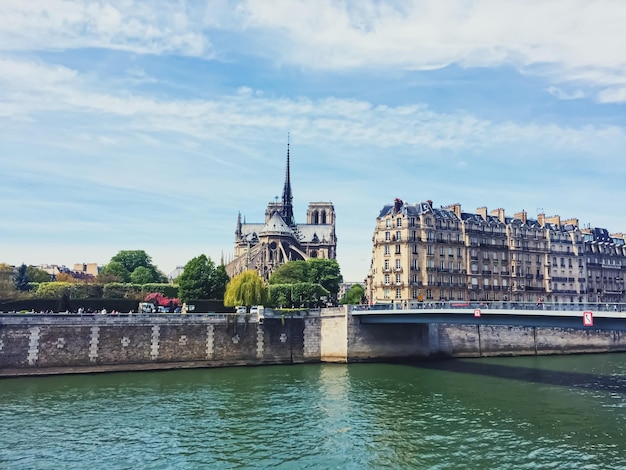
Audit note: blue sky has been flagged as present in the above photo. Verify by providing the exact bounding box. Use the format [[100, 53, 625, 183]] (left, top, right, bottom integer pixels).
[[1, 0, 626, 282]]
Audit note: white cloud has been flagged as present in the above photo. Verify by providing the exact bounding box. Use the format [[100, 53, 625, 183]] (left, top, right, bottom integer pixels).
[[2, 57, 625, 157], [546, 86, 585, 101], [232, 0, 626, 99], [597, 87, 626, 104], [0, 0, 211, 57], [2, 1, 626, 100]]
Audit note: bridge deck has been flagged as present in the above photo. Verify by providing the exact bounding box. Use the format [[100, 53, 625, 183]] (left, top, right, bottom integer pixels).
[[352, 307, 626, 331]]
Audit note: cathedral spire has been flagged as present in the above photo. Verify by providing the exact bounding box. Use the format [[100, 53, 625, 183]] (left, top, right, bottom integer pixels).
[[281, 134, 295, 227]]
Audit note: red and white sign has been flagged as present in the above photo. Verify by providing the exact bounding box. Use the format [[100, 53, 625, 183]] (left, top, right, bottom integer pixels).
[[474, 309, 481, 318], [583, 311, 594, 327]]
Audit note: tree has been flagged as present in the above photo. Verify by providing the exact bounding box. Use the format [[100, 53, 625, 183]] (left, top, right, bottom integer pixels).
[[269, 260, 308, 285], [130, 266, 154, 284], [306, 259, 342, 297], [107, 250, 167, 283], [269, 259, 343, 299], [224, 270, 268, 308], [0, 264, 17, 299], [14, 264, 29, 291], [55, 272, 76, 283], [341, 284, 365, 305], [99, 261, 131, 283], [26, 266, 51, 283], [177, 255, 229, 302]]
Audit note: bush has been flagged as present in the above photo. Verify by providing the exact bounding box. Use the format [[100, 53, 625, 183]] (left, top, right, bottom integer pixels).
[[141, 283, 178, 297], [103, 283, 142, 299], [35, 282, 73, 299]]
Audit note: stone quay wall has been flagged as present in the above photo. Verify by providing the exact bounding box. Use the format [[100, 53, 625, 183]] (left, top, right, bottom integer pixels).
[[429, 323, 626, 358], [0, 314, 317, 377], [2, 310, 626, 377]]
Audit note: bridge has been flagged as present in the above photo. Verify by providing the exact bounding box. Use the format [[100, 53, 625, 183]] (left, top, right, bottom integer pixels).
[[351, 302, 626, 331]]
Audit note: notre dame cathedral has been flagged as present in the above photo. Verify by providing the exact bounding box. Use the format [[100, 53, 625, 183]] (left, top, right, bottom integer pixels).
[[225, 143, 337, 280]]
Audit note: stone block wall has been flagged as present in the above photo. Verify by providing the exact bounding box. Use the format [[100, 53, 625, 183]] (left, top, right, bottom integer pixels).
[[0, 314, 319, 376], [431, 323, 626, 357], [347, 315, 430, 361]]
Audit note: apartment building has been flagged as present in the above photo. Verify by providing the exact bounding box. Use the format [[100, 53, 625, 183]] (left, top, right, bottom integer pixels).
[[366, 198, 626, 307]]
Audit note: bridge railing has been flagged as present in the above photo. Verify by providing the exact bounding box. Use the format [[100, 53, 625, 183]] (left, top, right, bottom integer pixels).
[[350, 302, 626, 313]]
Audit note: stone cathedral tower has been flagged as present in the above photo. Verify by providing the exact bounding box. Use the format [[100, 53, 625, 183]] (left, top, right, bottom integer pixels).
[[225, 143, 337, 280]]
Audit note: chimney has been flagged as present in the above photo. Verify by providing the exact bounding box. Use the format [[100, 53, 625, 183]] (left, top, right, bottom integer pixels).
[[490, 208, 506, 224], [514, 210, 527, 224], [443, 203, 462, 218], [393, 198, 403, 214], [564, 218, 579, 227], [476, 206, 488, 221], [538, 213, 545, 226], [426, 199, 433, 208], [546, 215, 561, 227]]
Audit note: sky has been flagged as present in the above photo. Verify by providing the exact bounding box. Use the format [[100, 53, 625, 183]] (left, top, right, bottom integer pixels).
[[1, 0, 626, 282]]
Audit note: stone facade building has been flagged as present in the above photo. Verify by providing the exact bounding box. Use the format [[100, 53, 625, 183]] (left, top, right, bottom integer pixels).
[[366, 198, 626, 307], [225, 144, 337, 280]]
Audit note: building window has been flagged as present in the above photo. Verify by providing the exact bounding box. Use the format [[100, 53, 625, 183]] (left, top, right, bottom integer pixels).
[[395, 288, 402, 299], [396, 231, 402, 241], [439, 247, 445, 256], [384, 274, 390, 285], [386, 219, 391, 228], [384, 289, 390, 299], [427, 245, 434, 255], [395, 244, 401, 254], [412, 245, 418, 254], [395, 273, 401, 284], [396, 218, 402, 228], [384, 260, 390, 270], [385, 231, 390, 241], [426, 289, 433, 299], [384, 245, 390, 255], [395, 259, 401, 270]]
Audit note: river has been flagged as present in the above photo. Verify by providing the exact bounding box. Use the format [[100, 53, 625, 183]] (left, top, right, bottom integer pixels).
[[1, 354, 625, 469]]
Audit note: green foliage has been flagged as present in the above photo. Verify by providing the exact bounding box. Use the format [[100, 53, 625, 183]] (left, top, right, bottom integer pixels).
[[35, 282, 73, 298], [269, 284, 292, 308], [341, 284, 365, 305], [306, 259, 342, 296], [103, 283, 142, 299], [130, 266, 154, 284], [177, 255, 229, 302], [100, 261, 131, 283], [224, 270, 268, 307], [14, 264, 29, 291], [268, 283, 329, 308], [269, 259, 342, 299], [109, 250, 167, 283], [110, 250, 152, 273], [26, 266, 51, 283], [140, 283, 178, 297], [269, 260, 308, 285]]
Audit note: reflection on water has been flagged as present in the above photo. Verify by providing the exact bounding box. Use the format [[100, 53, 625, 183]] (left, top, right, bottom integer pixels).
[[1, 354, 625, 469]]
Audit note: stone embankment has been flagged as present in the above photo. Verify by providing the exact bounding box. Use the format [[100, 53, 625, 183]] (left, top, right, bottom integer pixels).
[[1, 308, 625, 377]]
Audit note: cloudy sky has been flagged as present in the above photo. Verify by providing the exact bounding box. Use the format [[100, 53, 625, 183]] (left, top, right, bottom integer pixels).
[[1, 0, 626, 282]]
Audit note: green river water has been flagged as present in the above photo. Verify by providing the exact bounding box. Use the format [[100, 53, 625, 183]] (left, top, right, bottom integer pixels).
[[1, 354, 625, 469]]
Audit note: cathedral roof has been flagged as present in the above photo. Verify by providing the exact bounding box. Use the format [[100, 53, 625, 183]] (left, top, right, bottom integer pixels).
[[259, 212, 295, 236], [297, 224, 334, 243]]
